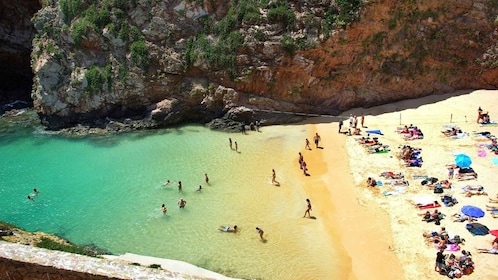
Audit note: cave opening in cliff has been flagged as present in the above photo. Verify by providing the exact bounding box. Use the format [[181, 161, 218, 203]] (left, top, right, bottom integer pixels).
[[0, 0, 42, 113]]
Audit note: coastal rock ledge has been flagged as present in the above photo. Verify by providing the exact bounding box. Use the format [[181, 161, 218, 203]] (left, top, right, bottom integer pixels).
[[3, 0, 497, 131]]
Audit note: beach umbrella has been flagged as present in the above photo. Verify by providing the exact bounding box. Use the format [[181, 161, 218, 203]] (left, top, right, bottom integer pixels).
[[461, 205, 485, 218], [455, 154, 472, 168], [490, 230, 498, 237]]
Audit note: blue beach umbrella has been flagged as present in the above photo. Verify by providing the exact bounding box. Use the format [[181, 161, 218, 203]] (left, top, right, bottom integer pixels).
[[461, 205, 485, 218], [455, 154, 472, 168]]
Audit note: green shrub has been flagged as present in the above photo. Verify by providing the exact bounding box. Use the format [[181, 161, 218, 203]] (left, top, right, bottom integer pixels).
[[281, 34, 297, 55], [35, 237, 107, 257], [130, 40, 149, 68], [60, 0, 83, 24], [267, 5, 296, 30], [71, 18, 90, 46], [85, 65, 104, 94]]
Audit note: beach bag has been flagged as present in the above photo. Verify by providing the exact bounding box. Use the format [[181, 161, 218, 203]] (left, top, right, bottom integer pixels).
[[434, 186, 443, 193]]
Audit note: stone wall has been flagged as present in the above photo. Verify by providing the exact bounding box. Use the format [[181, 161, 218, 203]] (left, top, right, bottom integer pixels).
[[0, 241, 203, 280], [0, 257, 121, 280]]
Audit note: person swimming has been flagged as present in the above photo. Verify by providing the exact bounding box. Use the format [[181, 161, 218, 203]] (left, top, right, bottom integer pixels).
[[219, 225, 237, 232], [163, 180, 172, 186]]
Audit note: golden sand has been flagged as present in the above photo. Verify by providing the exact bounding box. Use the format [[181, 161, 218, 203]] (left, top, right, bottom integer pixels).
[[300, 90, 498, 280]]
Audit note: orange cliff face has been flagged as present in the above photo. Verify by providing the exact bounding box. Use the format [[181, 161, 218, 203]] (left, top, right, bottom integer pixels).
[[20, 0, 498, 130]]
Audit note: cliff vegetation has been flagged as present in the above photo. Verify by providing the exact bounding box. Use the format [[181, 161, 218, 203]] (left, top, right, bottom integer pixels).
[[28, 0, 498, 130]]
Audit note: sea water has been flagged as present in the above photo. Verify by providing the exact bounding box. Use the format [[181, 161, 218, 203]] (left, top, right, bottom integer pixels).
[[0, 115, 347, 279]]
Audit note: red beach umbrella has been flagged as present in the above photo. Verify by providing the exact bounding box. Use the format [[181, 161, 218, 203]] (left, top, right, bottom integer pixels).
[[490, 230, 498, 237]]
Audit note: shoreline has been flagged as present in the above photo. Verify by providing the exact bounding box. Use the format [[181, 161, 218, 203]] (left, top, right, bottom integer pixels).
[[300, 122, 403, 280], [2, 89, 498, 279]]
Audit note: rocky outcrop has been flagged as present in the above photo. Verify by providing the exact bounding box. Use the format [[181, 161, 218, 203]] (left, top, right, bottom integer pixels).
[[22, 0, 498, 130]]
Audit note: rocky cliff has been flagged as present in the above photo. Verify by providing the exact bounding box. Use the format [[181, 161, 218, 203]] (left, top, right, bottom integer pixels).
[[24, 0, 498, 130]]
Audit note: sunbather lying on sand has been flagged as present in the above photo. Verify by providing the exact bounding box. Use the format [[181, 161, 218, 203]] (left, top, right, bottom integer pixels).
[[489, 197, 498, 203], [485, 205, 498, 211], [442, 127, 462, 137], [477, 241, 498, 254], [387, 179, 409, 186], [380, 171, 404, 179], [427, 180, 452, 190], [452, 213, 476, 223], [462, 185, 487, 197]]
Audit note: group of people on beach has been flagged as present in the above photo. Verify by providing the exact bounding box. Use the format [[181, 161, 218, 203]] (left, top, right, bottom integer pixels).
[[353, 105, 498, 277]]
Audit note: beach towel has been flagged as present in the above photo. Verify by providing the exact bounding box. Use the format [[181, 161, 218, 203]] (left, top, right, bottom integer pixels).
[[371, 150, 390, 154], [444, 243, 461, 252], [477, 150, 487, 157], [411, 195, 436, 206], [451, 133, 469, 139], [366, 129, 383, 135], [491, 158, 498, 166], [383, 187, 406, 196], [418, 203, 441, 210], [480, 121, 498, 127], [412, 174, 429, 180], [466, 223, 489, 236]]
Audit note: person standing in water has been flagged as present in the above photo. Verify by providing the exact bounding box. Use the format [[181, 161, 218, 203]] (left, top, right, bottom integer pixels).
[[303, 198, 312, 218], [205, 173, 209, 184], [161, 204, 167, 214], [178, 198, 187, 208], [256, 227, 264, 240], [178, 181, 182, 191]]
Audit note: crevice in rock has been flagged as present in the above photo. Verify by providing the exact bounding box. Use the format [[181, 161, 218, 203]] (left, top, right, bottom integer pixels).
[[0, 0, 41, 114]]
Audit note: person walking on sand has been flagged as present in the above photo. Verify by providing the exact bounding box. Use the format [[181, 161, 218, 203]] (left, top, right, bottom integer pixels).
[[305, 139, 311, 150], [256, 227, 264, 240], [205, 173, 209, 184], [303, 198, 312, 218], [271, 169, 280, 185], [361, 114, 365, 128], [235, 141, 238, 152], [178, 181, 182, 191], [229, 138, 233, 149], [338, 120, 343, 133], [161, 204, 167, 214], [353, 115, 358, 128], [298, 152, 304, 165], [313, 133, 321, 148]]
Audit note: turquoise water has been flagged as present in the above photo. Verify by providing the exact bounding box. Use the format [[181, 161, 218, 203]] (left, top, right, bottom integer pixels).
[[0, 115, 346, 279]]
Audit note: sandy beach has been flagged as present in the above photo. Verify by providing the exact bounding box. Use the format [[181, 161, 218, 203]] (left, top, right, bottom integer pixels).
[[301, 89, 498, 279]]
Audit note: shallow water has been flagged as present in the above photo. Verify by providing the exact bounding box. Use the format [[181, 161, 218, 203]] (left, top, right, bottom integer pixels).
[[0, 118, 346, 279]]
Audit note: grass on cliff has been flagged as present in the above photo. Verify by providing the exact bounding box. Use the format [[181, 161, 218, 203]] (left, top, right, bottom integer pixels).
[[36, 237, 110, 257]]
